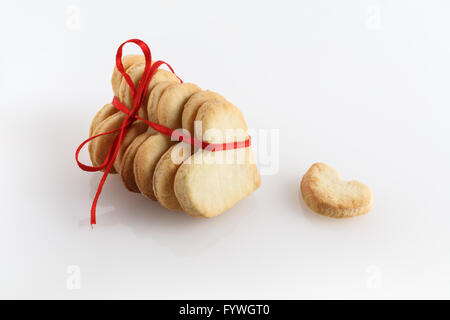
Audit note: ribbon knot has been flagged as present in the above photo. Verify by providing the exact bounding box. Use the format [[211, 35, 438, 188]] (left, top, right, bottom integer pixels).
[[76, 39, 250, 226]]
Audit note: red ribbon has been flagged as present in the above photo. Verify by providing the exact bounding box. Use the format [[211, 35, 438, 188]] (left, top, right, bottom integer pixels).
[[75, 39, 251, 226]]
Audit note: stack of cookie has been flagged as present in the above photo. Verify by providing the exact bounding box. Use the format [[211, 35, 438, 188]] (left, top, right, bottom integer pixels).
[[88, 55, 261, 218]]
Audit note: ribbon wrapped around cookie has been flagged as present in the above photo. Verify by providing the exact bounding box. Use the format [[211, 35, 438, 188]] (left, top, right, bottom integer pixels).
[[75, 39, 251, 226]]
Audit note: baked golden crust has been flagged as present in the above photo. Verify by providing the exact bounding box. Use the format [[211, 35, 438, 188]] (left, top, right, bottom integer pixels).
[[173, 101, 260, 218], [300, 163, 374, 218], [174, 148, 260, 218], [147, 81, 178, 123], [134, 133, 172, 200], [153, 143, 191, 210], [181, 90, 225, 136], [88, 112, 126, 174], [120, 131, 154, 193], [195, 101, 248, 143], [119, 66, 180, 119], [113, 120, 148, 172], [157, 83, 201, 129], [89, 103, 118, 138]]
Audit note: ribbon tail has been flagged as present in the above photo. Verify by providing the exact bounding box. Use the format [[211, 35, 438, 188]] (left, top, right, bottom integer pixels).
[[89, 136, 120, 226], [90, 153, 115, 226]]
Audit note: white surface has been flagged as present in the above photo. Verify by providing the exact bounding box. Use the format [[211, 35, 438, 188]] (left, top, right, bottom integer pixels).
[[1, 0, 450, 299]]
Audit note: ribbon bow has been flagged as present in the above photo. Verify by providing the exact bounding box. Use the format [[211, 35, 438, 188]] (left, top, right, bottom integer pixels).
[[75, 39, 250, 226]]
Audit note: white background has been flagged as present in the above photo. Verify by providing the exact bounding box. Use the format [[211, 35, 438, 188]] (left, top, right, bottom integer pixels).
[[1, 0, 449, 299]]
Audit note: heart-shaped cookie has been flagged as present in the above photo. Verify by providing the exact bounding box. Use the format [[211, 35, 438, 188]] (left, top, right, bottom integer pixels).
[[300, 163, 374, 218], [174, 101, 260, 218]]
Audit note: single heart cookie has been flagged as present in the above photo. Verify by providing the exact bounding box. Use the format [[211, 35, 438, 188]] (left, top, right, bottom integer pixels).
[[174, 101, 260, 218], [300, 163, 374, 218]]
